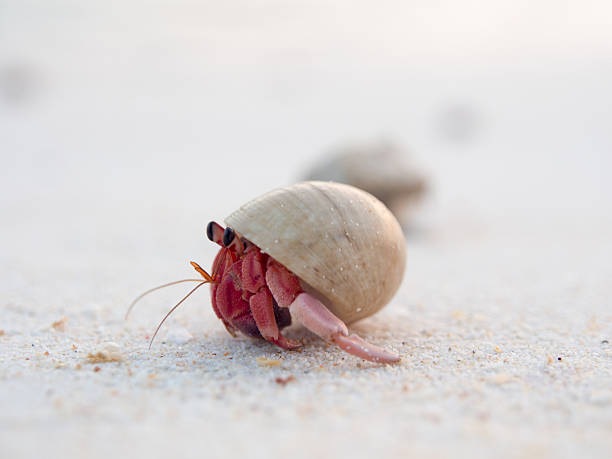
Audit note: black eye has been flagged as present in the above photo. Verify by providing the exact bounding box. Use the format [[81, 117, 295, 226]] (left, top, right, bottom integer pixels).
[[206, 222, 215, 242], [222, 227, 235, 247]]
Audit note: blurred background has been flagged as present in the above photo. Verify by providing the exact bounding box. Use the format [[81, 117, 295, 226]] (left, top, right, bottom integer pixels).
[[2, 3, 612, 458], [2, 1, 611, 261]]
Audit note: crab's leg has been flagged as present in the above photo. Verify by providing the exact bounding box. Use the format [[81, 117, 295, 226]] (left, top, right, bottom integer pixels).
[[265, 261, 401, 364], [249, 288, 300, 349], [193, 250, 237, 336], [242, 250, 299, 349], [214, 269, 261, 337], [289, 293, 400, 364]]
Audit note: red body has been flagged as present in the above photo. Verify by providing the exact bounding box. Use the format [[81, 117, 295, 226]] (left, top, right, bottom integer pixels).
[[206, 222, 302, 349], [194, 221, 401, 363], [130, 221, 401, 363]]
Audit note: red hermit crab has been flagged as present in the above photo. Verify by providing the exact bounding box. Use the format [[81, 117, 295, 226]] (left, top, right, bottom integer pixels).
[[128, 182, 406, 363]]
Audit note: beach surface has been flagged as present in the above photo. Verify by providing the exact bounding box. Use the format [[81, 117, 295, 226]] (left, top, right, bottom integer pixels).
[[1, 2, 611, 457]]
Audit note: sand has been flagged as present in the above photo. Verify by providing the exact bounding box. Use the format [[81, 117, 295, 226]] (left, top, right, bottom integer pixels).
[[1, 2, 611, 457], [2, 212, 611, 459]]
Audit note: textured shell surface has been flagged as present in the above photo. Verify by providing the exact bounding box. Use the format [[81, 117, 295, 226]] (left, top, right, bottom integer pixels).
[[225, 181, 406, 324]]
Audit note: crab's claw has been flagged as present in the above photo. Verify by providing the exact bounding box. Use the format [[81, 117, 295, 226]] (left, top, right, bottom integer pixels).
[[288, 293, 401, 364]]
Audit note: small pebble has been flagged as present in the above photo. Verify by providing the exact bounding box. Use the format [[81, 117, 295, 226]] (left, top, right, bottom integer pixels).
[[257, 357, 282, 367], [165, 327, 193, 345], [87, 342, 123, 363], [51, 317, 68, 332], [275, 375, 296, 386]]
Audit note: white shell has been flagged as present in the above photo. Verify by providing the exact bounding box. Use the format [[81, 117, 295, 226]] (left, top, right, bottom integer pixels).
[[225, 181, 406, 324]]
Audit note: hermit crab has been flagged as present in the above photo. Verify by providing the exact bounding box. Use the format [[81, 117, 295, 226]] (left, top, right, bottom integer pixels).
[[128, 181, 406, 363]]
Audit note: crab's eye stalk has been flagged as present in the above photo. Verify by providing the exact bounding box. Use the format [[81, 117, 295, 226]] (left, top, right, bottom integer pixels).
[[206, 221, 215, 242], [222, 227, 235, 247]]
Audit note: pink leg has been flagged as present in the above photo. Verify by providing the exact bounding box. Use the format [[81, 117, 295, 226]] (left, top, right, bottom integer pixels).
[[289, 293, 401, 364], [249, 288, 300, 350], [241, 249, 267, 293], [208, 264, 236, 336], [265, 261, 302, 307], [207, 247, 238, 333], [214, 268, 259, 337], [264, 258, 399, 363]]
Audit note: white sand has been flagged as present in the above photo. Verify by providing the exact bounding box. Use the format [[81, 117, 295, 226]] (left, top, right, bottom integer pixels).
[[2, 212, 611, 459], [1, 2, 611, 458]]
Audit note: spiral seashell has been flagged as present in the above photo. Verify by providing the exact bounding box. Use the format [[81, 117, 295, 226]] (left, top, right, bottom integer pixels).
[[225, 181, 406, 324]]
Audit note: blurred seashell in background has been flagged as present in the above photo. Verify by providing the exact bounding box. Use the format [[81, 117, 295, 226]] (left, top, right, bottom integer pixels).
[[303, 140, 428, 229], [0, 61, 41, 107]]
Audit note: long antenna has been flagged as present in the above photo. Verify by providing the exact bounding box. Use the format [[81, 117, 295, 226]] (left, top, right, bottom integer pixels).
[[125, 279, 207, 320], [148, 281, 209, 349]]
